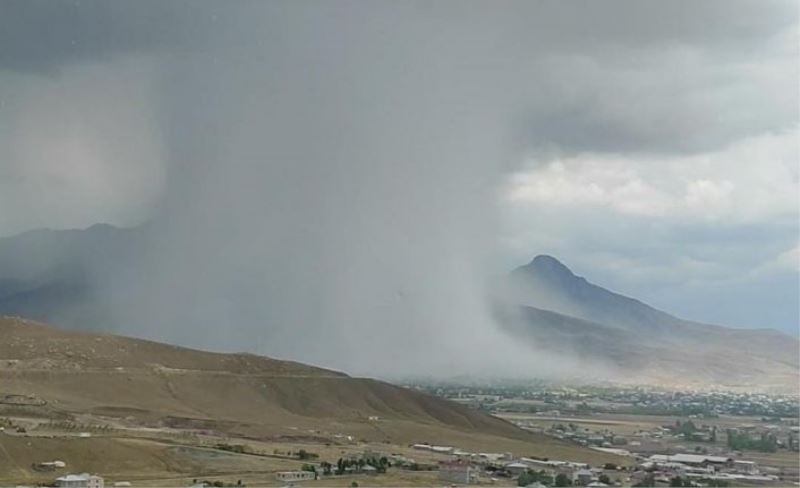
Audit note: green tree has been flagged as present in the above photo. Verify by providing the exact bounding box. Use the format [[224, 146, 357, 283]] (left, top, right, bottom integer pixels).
[[554, 473, 572, 487], [518, 472, 534, 487], [541, 474, 554, 486]]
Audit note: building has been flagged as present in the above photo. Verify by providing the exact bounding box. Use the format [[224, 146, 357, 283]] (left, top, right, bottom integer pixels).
[[520, 457, 588, 471], [504, 462, 529, 476], [647, 454, 731, 468], [55, 474, 104, 488], [439, 460, 474, 484], [275, 471, 315, 482], [572, 468, 594, 486], [732, 460, 759, 474], [35, 460, 66, 471]]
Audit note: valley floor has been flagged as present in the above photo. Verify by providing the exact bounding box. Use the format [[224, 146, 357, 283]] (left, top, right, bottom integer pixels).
[[0, 412, 622, 487]]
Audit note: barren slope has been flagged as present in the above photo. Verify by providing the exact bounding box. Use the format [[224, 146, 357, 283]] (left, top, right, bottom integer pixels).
[[0, 317, 536, 442]]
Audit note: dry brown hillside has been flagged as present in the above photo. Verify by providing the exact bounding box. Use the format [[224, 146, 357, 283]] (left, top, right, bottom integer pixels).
[[0, 317, 629, 484], [0, 316, 559, 446], [0, 316, 343, 376]]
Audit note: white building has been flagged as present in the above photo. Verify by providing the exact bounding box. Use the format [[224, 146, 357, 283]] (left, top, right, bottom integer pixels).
[[55, 473, 104, 488], [647, 453, 731, 468], [439, 460, 474, 484], [504, 462, 529, 476], [36, 460, 66, 470], [275, 471, 315, 482], [572, 468, 594, 486]]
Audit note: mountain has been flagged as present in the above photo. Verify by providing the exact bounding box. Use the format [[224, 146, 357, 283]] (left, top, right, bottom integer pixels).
[[509, 255, 683, 333], [0, 224, 141, 330], [500, 255, 800, 390]]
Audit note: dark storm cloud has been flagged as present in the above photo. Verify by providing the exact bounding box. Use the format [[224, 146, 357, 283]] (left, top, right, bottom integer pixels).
[[2, 0, 795, 155], [0, 0, 229, 74], [0, 0, 796, 373]]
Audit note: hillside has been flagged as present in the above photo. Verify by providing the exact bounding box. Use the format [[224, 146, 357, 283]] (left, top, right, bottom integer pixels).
[[500, 256, 800, 390], [0, 316, 561, 445], [0, 316, 631, 484], [0, 316, 342, 376]]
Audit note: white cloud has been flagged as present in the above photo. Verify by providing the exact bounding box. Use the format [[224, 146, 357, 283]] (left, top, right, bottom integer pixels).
[[500, 128, 799, 333], [505, 128, 799, 223], [756, 245, 800, 274]]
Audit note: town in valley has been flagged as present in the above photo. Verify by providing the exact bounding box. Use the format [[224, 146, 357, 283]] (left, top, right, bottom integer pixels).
[[2, 378, 798, 488]]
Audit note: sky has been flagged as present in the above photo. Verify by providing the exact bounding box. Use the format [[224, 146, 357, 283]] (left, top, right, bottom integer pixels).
[[0, 0, 797, 366]]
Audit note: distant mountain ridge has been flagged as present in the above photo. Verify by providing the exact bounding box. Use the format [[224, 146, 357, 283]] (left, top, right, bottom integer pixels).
[[500, 255, 799, 390], [0, 224, 142, 330], [510, 255, 709, 333], [0, 226, 796, 390]]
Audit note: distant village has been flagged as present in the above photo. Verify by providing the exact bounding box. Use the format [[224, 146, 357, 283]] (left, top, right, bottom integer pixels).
[[17, 434, 795, 488], [18, 447, 778, 488], [4, 381, 798, 488]]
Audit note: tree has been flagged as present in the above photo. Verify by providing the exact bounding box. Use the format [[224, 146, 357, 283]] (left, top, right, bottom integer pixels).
[[598, 474, 611, 484], [554, 473, 572, 487], [371, 456, 390, 473], [517, 472, 535, 487], [727, 429, 777, 452], [350, 482, 359, 488]]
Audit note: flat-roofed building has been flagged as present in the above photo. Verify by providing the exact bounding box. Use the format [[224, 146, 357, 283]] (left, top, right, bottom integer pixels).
[[55, 474, 104, 488]]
